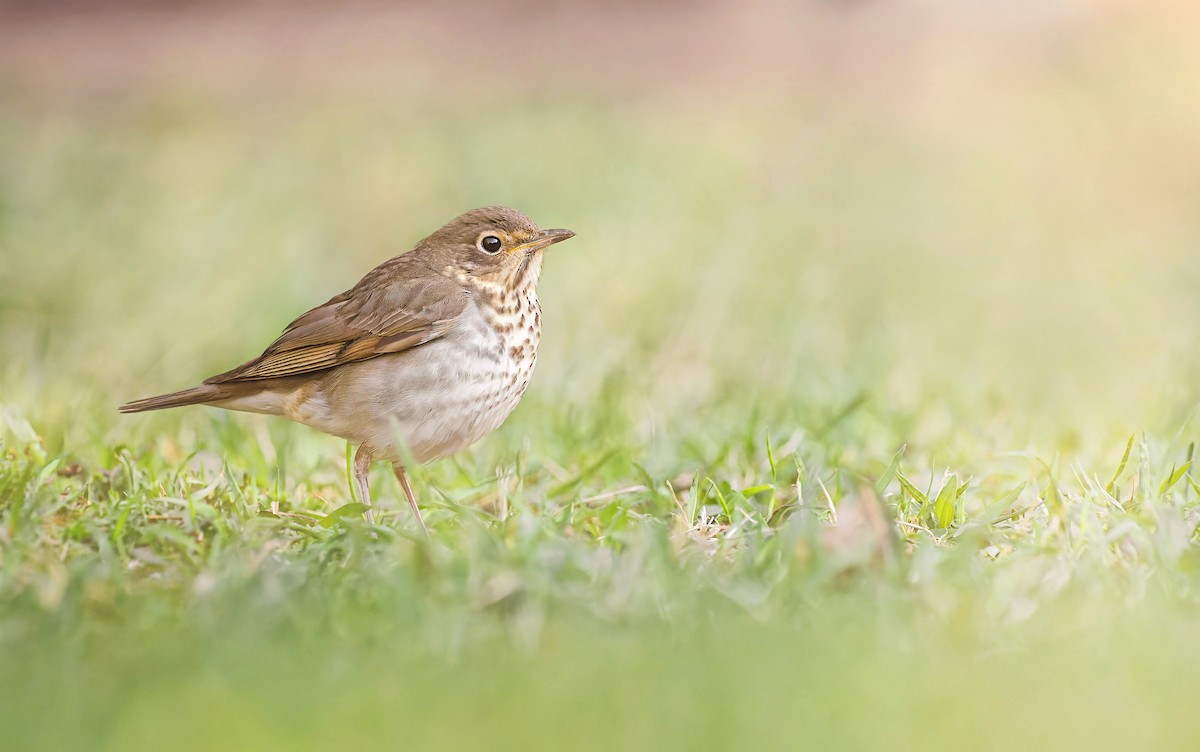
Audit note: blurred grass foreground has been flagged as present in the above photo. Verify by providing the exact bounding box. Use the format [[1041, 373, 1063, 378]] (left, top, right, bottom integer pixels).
[[3, 2, 1200, 750]]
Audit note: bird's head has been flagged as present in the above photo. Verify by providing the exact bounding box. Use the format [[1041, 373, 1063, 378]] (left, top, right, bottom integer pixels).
[[420, 206, 575, 290]]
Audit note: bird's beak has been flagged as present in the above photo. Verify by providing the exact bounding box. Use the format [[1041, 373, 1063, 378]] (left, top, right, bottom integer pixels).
[[518, 228, 575, 253]]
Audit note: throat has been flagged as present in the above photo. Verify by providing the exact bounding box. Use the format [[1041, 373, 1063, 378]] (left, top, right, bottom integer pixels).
[[474, 289, 541, 366], [468, 251, 545, 368], [511, 249, 544, 291]]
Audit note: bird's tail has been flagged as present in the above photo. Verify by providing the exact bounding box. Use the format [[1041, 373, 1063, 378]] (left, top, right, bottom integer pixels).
[[118, 385, 223, 413]]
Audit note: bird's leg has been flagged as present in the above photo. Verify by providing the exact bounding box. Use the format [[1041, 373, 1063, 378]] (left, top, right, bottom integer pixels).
[[353, 444, 376, 524], [392, 462, 429, 536]]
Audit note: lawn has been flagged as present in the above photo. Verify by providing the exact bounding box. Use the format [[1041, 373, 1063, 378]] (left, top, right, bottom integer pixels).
[[2, 5, 1200, 750]]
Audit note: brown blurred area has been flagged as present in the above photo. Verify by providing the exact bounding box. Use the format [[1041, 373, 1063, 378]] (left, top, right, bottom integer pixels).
[[3, 0, 1196, 100]]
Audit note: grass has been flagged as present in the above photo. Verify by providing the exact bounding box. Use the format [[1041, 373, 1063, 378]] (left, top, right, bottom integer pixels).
[[4, 9, 1200, 748]]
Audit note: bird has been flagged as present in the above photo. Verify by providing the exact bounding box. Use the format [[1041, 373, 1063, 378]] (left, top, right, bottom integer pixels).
[[120, 206, 575, 533]]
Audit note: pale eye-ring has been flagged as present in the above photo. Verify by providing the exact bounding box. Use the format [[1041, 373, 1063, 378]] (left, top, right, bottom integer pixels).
[[479, 235, 503, 254]]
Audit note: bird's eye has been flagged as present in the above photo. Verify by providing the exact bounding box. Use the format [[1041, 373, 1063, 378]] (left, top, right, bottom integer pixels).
[[479, 235, 503, 254]]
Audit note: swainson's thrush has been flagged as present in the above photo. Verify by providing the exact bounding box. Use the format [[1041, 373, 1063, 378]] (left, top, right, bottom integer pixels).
[[120, 206, 575, 532]]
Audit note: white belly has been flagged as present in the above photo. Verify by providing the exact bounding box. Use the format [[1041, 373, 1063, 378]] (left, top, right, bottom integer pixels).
[[289, 304, 538, 463]]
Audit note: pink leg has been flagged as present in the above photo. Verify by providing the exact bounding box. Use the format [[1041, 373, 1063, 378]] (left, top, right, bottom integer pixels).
[[392, 463, 429, 535], [353, 444, 375, 524]]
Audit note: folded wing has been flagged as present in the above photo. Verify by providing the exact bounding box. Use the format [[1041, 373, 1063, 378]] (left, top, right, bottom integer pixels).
[[205, 257, 467, 384]]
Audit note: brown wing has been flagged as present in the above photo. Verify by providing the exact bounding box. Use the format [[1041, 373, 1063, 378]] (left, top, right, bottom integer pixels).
[[205, 257, 467, 384]]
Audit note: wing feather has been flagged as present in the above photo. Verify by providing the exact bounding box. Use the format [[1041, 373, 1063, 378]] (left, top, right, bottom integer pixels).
[[204, 256, 466, 384]]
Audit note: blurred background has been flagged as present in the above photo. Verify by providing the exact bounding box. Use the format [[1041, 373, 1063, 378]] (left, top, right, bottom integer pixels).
[[3, 3, 1200, 750], [3, 0, 1199, 459]]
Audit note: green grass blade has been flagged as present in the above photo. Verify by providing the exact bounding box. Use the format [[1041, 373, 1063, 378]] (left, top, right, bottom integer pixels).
[[1106, 434, 1135, 497]]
